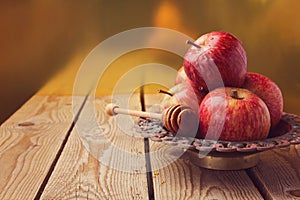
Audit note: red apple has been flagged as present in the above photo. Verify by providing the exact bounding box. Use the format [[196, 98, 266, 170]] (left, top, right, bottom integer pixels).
[[184, 31, 247, 92], [198, 87, 271, 141], [160, 82, 206, 111], [242, 72, 283, 129], [161, 66, 207, 111], [174, 65, 206, 97], [174, 66, 186, 85]]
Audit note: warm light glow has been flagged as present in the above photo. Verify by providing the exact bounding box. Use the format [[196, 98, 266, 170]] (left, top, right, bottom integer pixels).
[[1, 0, 300, 124], [153, 0, 182, 29]]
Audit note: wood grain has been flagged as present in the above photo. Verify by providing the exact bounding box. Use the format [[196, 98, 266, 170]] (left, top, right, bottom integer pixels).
[[249, 145, 300, 200], [144, 94, 263, 200], [0, 95, 85, 200], [2, 91, 298, 199], [41, 94, 149, 199]]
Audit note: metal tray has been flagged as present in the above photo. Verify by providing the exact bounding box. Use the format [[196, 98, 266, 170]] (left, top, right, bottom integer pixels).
[[135, 113, 300, 170]]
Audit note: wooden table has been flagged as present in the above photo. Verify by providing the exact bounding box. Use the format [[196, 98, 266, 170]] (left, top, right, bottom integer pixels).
[[1, 90, 300, 200], [0, 51, 300, 199]]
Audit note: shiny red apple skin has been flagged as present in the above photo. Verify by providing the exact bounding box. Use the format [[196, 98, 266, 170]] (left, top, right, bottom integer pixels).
[[184, 31, 247, 92], [198, 87, 271, 141], [175, 66, 206, 98], [242, 72, 283, 129], [161, 66, 206, 111], [161, 82, 206, 111], [174, 66, 186, 85]]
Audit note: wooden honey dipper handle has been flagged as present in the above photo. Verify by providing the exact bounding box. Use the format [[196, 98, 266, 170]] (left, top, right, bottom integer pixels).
[[106, 103, 198, 136], [105, 104, 162, 119]]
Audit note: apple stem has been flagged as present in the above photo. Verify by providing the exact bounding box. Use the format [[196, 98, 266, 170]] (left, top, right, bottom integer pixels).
[[158, 89, 173, 97], [230, 89, 243, 100], [186, 40, 201, 48]]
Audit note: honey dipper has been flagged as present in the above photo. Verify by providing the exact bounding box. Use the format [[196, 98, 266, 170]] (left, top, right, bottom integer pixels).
[[106, 104, 198, 135]]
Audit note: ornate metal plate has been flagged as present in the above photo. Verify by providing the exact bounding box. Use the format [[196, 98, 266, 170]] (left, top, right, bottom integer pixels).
[[135, 113, 300, 154]]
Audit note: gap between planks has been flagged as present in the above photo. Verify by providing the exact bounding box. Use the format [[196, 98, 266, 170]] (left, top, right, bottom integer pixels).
[[34, 95, 89, 199], [140, 86, 155, 200], [246, 168, 270, 200], [38, 94, 150, 199], [247, 146, 300, 200], [143, 93, 264, 200]]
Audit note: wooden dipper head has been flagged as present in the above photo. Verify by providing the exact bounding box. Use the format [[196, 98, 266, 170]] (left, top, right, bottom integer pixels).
[[162, 105, 198, 136]]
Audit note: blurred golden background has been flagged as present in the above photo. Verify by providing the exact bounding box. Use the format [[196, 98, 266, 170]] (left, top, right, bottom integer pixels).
[[1, 0, 300, 124]]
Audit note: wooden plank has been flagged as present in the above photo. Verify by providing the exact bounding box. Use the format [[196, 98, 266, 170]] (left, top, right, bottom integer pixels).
[[41, 94, 149, 199], [248, 145, 300, 200], [0, 95, 86, 200], [144, 94, 263, 200], [150, 157, 264, 200]]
